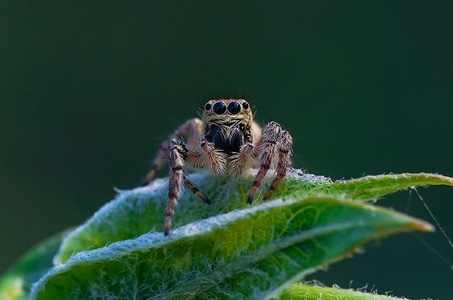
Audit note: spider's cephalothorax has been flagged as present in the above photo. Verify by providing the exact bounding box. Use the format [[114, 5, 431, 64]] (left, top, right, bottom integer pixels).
[[144, 99, 293, 235]]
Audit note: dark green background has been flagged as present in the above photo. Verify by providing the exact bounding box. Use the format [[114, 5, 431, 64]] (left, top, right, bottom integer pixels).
[[1, 1, 452, 298]]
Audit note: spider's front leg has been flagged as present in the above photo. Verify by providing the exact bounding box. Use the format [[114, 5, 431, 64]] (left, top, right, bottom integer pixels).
[[165, 138, 212, 236], [247, 121, 293, 204], [144, 118, 203, 184]]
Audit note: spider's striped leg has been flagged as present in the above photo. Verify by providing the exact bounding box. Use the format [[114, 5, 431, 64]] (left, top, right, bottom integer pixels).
[[144, 140, 169, 184], [164, 138, 215, 235], [183, 176, 211, 205], [165, 139, 187, 235], [143, 118, 202, 185], [247, 121, 282, 204], [164, 174, 211, 236], [264, 130, 292, 199]]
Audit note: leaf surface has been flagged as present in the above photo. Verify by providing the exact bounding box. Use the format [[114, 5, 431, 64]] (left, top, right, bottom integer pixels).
[[32, 196, 432, 299], [2, 171, 451, 299]]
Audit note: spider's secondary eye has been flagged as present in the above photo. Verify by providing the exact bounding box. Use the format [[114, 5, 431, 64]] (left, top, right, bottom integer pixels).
[[228, 101, 241, 114], [205, 103, 212, 110], [242, 102, 249, 109], [213, 102, 226, 114]]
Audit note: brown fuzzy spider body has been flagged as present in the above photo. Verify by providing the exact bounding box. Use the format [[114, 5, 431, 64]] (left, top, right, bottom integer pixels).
[[144, 99, 293, 235]]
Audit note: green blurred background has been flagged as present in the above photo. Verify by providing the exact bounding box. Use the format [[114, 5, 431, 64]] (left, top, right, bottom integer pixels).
[[1, 1, 452, 298]]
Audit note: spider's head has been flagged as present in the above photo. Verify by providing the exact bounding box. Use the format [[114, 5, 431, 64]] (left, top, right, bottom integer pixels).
[[201, 99, 253, 153]]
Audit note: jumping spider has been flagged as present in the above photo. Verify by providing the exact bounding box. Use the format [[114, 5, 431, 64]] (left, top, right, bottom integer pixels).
[[144, 99, 293, 235]]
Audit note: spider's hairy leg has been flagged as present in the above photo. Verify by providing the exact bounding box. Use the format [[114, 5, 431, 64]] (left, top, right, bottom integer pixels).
[[165, 140, 186, 236], [144, 118, 202, 184], [247, 121, 282, 204], [183, 176, 211, 205], [165, 138, 211, 236], [264, 130, 292, 199]]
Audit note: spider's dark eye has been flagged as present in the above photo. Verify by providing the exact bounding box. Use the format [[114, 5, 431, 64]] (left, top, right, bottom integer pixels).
[[205, 103, 212, 110], [242, 101, 249, 109], [213, 101, 226, 114], [228, 101, 241, 114]]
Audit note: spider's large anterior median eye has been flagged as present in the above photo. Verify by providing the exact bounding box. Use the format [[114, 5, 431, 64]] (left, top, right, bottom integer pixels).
[[227, 101, 241, 114], [213, 102, 226, 114]]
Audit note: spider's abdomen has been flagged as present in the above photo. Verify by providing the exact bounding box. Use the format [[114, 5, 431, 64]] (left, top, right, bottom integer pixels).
[[205, 125, 246, 154]]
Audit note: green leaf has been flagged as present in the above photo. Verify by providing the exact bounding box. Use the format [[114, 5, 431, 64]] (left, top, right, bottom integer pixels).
[[0, 231, 67, 300], [281, 283, 400, 300], [2, 171, 451, 299], [30, 196, 432, 299]]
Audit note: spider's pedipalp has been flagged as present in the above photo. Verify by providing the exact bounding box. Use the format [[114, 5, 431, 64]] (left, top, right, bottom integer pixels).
[[199, 141, 227, 174], [229, 143, 255, 177], [227, 121, 262, 177]]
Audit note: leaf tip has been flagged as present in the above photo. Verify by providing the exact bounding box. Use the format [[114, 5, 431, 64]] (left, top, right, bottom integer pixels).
[[412, 219, 435, 233]]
